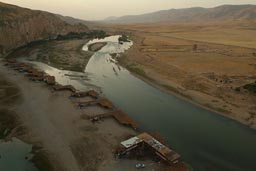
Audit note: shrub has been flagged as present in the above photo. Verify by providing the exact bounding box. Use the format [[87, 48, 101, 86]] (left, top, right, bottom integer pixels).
[[118, 35, 130, 42]]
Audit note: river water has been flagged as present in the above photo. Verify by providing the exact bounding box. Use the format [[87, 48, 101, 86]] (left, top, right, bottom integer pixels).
[[26, 36, 256, 171], [0, 138, 36, 171]]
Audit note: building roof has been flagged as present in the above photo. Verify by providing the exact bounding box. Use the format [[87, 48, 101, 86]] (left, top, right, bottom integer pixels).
[[120, 133, 180, 163], [121, 137, 142, 148], [137, 133, 180, 162]]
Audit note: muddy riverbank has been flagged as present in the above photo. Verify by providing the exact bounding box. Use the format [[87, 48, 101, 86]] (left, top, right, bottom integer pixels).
[[0, 62, 139, 171]]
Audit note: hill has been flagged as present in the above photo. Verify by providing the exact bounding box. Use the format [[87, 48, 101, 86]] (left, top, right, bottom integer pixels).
[[0, 2, 89, 57], [104, 5, 256, 23]]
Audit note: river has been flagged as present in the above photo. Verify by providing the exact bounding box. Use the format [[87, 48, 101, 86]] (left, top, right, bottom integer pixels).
[[0, 138, 36, 171], [26, 35, 256, 171]]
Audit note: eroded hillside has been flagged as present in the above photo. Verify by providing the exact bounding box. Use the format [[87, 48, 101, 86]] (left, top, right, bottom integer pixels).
[[0, 2, 89, 57]]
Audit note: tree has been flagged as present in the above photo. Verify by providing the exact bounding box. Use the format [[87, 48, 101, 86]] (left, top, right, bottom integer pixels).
[[118, 35, 130, 43]]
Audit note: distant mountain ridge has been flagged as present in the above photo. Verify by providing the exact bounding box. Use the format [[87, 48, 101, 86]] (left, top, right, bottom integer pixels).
[[0, 2, 89, 57], [56, 14, 89, 25], [104, 5, 256, 23]]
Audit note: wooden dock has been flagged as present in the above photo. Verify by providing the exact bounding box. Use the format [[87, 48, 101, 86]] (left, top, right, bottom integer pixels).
[[53, 84, 76, 92], [87, 110, 138, 130], [71, 90, 99, 99], [78, 98, 115, 110]]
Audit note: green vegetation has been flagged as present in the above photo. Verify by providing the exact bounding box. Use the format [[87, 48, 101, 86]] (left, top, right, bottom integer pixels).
[[243, 82, 256, 93], [118, 35, 130, 43], [56, 32, 88, 40], [26, 39, 49, 48], [87, 30, 109, 39], [56, 30, 109, 40]]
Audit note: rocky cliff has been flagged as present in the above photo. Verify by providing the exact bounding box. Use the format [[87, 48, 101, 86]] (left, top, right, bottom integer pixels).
[[0, 2, 89, 57]]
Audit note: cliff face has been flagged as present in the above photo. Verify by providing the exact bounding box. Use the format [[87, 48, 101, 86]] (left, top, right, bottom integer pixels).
[[0, 2, 89, 57]]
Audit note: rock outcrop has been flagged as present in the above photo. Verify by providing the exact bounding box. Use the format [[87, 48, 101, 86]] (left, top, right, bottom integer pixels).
[[0, 2, 89, 57]]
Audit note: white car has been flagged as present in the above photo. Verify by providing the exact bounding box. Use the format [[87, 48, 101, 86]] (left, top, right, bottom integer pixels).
[[135, 163, 145, 169]]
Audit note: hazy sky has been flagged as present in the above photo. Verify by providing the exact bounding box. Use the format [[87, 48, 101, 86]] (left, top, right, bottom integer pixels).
[[2, 0, 256, 20]]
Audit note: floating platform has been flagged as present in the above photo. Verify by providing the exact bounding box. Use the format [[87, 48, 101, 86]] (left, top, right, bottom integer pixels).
[[78, 98, 114, 109], [71, 90, 99, 99], [118, 133, 180, 165], [87, 110, 138, 130], [53, 84, 76, 92]]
